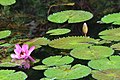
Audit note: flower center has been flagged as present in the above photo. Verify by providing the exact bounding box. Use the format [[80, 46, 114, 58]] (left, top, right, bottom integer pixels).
[[20, 52, 25, 56]]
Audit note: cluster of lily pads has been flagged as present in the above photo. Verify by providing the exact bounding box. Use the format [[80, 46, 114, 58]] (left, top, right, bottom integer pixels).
[[0, 5, 120, 80]]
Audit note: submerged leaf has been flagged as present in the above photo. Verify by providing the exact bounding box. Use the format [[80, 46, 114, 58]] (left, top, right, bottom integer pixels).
[[0, 30, 11, 39], [44, 64, 91, 79], [101, 13, 120, 25], [42, 56, 74, 66], [99, 28, 120, 41], [92, 69, 120, 80], [88, 56, 120, 70], [70, 46, 114, 60], [49, 36, 98, 49], [46, 28, 71, 35], [0, 70, 27, 80], [48, 10, 93, 23]]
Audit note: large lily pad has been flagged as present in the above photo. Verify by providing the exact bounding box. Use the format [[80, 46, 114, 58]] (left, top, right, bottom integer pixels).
[[99, 28, 120, 41], [0, 0, 16, 6], [0, 70, 27, 80], [101, 13, 120, 25], [24, 37, 50, 49], [42, 56, 74, 66], [70, 46, 114, 60], [92, 69, 120, 80], [49, 36, 98, 49], [44, 64, 91, 79], [48, 10, 93, 23], [111, 43, 120, 50], [88, 56, 120, 70], [46, 28, 71, 35], [0, 30, 11, 39]]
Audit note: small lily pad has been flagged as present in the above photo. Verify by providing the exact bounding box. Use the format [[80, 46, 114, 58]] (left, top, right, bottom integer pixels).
[[99, 28, 120, 41], [0, 70, 27, 80], [24, 37, 50, 49], [48, 10, 93, 23], [88, 56, 120, 70], [49, 36, 98, 49], [33, 65, 48, 70], [0, 0, 16, 6], [0, 30, 11, 39], [92, 69, 120, 80], [0, 62, 19, 67], [70, 46, 114, 60], [101, 13, 120, 25], [111, 43, 120, 50], [44, 64, 91, 79], [46, 28, 71, 35], [42, 56, 74, 66], [0, 43, 11, 47]]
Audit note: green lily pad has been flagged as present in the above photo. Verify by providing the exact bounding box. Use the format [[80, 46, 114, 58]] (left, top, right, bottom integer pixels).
[[0, 43, 11, 47], [101, 13, 120, 25], [0, 0, 16, 6], [49, 36, 98, 49], [44, 64, 91, 79], [33, 65, 48, 70], [46, 28, 71, 35], [88, 56, 120, 70], [111, 43, 120, 50], [24, 37, 50, 49], [42, 56, 74, 66], [99, 28, 120, 41], [0, 30, 11, 39], [0, 62, 19, 67], [92, 69, 120, 80], [70, 46, 114, 60], [0, 70, 27, 80], [48, 10, 93, 23]]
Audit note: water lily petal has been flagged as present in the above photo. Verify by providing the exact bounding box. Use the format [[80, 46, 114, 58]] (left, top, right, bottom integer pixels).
[[28, 56, 35, 62], [28, 46, 35, 55], [22, 44, 29, 52], [14, 49, 21, 55], [11, 54, 20, 59], [15, 44, 21, 50]]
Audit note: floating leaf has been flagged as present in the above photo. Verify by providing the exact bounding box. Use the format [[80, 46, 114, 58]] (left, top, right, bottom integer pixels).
[[0, 62, 19, 67], [24, 37, 50, 49], [48, 10, 93, 23], [0, 0, 16, 6], [0, 30, 11, 39], [33, 65, 48, 70], [99, 28, 120, 41], [111, 43, 120, 50], [0, 43, 11, 47], [44, 64, 91, 79], [0, 70, 27, 80], [92, 69, 120, 80], [42, 56, 74, 66], [97, 40, 111, 44], [40, 78, 55, 80], [46, 28, 71, 35], [88, 56, 120, 70], [101, 13, 120, 25], [49, 36, 98, 49], [70, 46, 114, 60]]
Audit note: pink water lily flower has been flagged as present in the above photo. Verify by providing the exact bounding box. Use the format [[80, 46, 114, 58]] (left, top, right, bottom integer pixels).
[[11, 44, 35, 62]]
